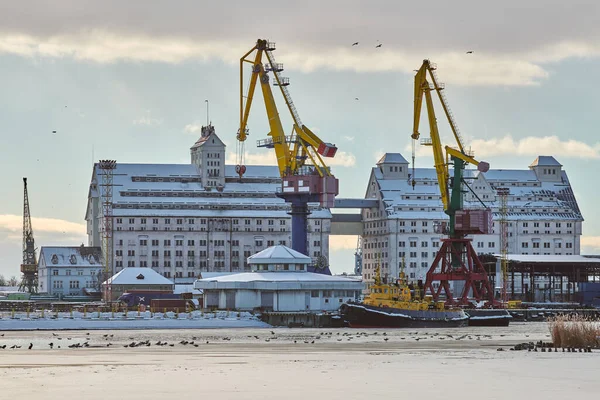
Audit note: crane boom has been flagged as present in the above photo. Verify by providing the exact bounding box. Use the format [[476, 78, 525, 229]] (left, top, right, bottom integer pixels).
[[238, 39, 337, 178], [412, 59, 489, 223]]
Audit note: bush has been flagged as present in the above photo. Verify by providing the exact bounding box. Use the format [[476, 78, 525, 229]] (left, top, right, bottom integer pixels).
[[548, 314, 600, 348]]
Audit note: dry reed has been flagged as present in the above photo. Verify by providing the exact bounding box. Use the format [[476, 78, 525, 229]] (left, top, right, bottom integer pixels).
[[548, 314, 600, 349]]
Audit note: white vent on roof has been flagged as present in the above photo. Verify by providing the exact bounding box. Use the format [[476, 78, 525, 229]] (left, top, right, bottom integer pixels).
[[88, 254, 96, 264]]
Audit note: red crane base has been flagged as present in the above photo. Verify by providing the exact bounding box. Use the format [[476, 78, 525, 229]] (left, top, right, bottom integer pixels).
[[424, 238, 497, 307]]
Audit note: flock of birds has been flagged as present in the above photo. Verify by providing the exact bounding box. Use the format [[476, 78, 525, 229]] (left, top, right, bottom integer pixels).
[[0, 330, 504, 351]]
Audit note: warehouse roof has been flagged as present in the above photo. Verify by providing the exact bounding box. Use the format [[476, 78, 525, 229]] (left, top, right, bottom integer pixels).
[[377, 153, 409, 164], [530, 156, 562, 167], [39, 246, 103, 268], [104, 267, 174, 286], [368, 153, 581, 221], [248, 245, 311, 264], [89, 162, 332, 219], [194, 271, 364, 291]]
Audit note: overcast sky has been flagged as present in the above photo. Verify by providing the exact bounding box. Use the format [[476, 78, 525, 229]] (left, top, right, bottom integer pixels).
[[1, 1, 600, 278]]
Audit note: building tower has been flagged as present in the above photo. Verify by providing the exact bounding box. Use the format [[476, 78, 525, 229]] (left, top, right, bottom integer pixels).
[[18, 178, 38, 294], [99, 160, 116, 302], [496, 187, 510, 304]]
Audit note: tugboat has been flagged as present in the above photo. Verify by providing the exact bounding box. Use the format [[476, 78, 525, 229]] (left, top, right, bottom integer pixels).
[[340, 265, 469, 328]]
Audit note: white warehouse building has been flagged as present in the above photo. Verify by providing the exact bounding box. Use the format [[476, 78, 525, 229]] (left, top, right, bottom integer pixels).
[[361, 153, 583, 285], [86, 124, 331, 279], [194, 246, 363, 311]]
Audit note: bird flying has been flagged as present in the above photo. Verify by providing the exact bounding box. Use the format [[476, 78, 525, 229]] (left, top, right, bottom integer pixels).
[[352, 42, 359, 46], [355, 97, 359, 100], [466, 51, 474, 54], [375, 44, 382, 48]]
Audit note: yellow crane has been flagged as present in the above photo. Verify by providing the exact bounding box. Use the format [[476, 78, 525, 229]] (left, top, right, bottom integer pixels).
[[236, 39, 338, 267], [411, 59, 497, 306], [237, 39, 337, 178]]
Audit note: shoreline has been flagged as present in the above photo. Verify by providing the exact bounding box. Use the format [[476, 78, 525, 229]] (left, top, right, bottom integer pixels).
[[1, 324, 597, 399]]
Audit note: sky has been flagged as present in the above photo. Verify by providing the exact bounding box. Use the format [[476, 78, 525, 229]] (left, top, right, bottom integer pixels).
[[1, 0, 600, 278]]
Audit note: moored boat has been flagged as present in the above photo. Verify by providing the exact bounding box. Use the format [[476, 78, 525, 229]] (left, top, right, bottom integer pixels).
[[340, 266, 469, 328]]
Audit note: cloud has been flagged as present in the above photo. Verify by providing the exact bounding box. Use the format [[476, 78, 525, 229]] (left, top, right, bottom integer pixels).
[[373, 149, 385, 162], [227, 150, 356, 167], [1, 1, 600, 86], [226, 151, 277, 166], [328, 151, 356, 167], [0, 214, 87, 243], [581, 236, 600, 253], [133, 116, 163, 127], [0, 31, 554, 86], [184, 123, 202, 134], [402, 134, 600, 160], [343, 136, 355, 142], [471, 135, 600, 159], [329, 235, 358, 251]]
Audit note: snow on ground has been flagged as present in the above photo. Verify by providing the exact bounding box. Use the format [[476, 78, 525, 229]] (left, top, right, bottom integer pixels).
[[0, 310, 270, 330]]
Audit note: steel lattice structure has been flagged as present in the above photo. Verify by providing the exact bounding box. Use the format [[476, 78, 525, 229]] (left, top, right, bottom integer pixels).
[[18, 177, 38, 294], [99, 160, 116, 303], [497, 187, 510, 304]]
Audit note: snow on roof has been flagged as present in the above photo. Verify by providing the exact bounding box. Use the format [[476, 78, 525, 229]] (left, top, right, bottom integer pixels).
[[104, 267, 174, 286], [494, 254, 600, 264], [368, 158, 582, 221], [194, 271, 365, 291], [173, 284, 202, 294], [198, 271, 362, 283], [480, 169, 538, 182], [248, 245, 311, 264], [90, 162, 323, 220], [530, 156, 562, 167], [39, 246, 103, 268], [377, 153, 409, 164]]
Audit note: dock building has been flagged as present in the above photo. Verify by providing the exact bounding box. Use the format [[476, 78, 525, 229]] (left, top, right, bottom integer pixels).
[[86, 125, 331, 279], [194, 245, 363, 311], [361, 153, 583, 287]]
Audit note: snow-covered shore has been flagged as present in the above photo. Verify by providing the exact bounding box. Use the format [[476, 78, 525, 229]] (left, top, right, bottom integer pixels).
[[0, 310, 270, 330]]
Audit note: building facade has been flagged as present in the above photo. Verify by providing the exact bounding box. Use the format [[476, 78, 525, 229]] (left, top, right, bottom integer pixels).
[[86, 124, 331, 279], [37, 246, 104, 296], [361, 153, 583, 285]]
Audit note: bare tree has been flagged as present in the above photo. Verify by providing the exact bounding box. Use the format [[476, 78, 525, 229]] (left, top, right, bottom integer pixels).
[[8, 276, 18, 287], [0, 274, 6, 286]]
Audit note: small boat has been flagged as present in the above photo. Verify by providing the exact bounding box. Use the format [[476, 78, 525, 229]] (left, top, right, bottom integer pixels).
[[340, 266, 468, 328]]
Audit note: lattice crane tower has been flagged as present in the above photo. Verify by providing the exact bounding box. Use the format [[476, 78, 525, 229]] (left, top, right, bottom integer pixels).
[[99, 160, 116, 303], [18, 178, 38, 294], [496, 187, 510, 304]]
